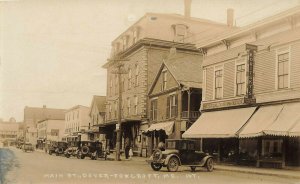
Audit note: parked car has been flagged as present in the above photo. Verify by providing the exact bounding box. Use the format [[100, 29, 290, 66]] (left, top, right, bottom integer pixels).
[[64, 141, 80, 158], [22, 143, 34, 152], [55, 141, 68, 156], [77, 141, 108, 160], [47, 141, 58, 155], [147, 139, 214, 172]]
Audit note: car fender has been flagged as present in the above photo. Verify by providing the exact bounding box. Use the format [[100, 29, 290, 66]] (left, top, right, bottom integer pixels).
[[198, 155, 213, 166], [164, 154, 181, 166]]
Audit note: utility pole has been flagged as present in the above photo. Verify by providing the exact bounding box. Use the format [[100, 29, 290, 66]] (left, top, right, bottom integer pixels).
[[109, 59, 128, 161]]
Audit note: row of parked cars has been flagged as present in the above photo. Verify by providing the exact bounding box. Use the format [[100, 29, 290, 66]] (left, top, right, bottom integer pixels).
[[45, 140, 108, 160]]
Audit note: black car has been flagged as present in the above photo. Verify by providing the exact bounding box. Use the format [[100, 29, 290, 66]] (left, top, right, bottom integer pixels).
[[64, 141, 80, 158], [77, 141, 108, 160], [55, 141, 68, 156], [47, 141, 58, 155], [147, 139, 214, 172]]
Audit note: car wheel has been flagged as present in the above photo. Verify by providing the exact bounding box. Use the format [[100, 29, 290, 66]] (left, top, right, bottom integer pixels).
[[151, 163, 162, 171], [167, 157, 179, 172], [190, 166, 196, 172], [205, 158, 214, 172]]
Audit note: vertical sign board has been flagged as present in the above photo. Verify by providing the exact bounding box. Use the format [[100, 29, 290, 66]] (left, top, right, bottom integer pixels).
[[246, 44, 257, 99]]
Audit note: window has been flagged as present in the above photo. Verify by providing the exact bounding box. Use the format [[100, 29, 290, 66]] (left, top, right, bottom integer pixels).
[[150, 99, 158, 121], [110, 78, 113, 96], [133, 28, 139, 44], [128, 69, 132, 89], [122, 36, 128, 50], [162, 71, 167, 91], [215, 69, 223, 99], [122, 78, 125, 92], [262, 139, 283, 157], [174, 24, 187, 43], [236, 64, 246, 96], [114, 75, 118, 95], [135, 64, 139, 86], [114, 101, 117, 118], [134, 96, 138, 115], [166, 94, 178, 119], [109, 104, 112, 120], [277, 52, 289, 89], [127, 98, 131, 115]]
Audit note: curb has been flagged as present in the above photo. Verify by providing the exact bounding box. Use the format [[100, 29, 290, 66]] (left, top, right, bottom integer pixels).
[[215, 166, 300, 180]]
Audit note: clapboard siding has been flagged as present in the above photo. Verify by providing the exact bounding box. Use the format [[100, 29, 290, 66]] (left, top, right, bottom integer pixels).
[[224, 60, 235, 98], [290, 42, 300, 88], [254, 50, 276, 94], [205, 67, 214, 101]]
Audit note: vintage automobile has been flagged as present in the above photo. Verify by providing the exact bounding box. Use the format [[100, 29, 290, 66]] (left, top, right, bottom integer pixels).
[[22, 143, 34, 152], [77, 141, 108, 160], [147, 139, 214, 172], [55, 141, 68, 156], [47, 141, 58, 155], [64, 141, 80, 158]]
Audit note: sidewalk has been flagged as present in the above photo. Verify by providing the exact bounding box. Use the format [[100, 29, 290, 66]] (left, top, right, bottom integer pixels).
[[214, 164, 300, 179]]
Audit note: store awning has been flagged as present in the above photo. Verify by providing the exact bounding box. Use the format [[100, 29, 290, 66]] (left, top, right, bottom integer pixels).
[[289, 119, 300, 137], [264, 102, 300, 136], [239, 104, 283, 138], [182, 107, 257, 138], [144, 121, 174, 135], [239, 102, 300, 137]]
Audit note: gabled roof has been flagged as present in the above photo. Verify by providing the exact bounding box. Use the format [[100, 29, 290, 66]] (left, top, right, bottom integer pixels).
[[89, 95, 106, 115], [149, 51, 202, 95]]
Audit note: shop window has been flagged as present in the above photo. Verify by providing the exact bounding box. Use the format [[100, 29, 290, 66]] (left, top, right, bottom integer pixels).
[[277, 52, 289, 89], [236, 64, 246, 96], [262, 139, 283, 158]]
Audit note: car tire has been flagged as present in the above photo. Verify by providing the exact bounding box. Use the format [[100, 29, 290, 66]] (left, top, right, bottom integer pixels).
[[205, 158, 214, 172], [190, 166, 196, 172], [167, 157, 179, 172], [151, 163, 162, 171]]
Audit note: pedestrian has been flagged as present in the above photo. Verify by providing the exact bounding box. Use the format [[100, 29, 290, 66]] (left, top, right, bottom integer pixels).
[[129, 146, 133, 160], [124, 137, 130, 159]]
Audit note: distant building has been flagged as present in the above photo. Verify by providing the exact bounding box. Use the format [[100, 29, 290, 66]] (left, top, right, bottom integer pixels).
[[64, 105, 90, 141], [0, 118, 19, 146], [23, 105, 65, 146], [88, 96, 106, 142], [37, 119, 66, 150]]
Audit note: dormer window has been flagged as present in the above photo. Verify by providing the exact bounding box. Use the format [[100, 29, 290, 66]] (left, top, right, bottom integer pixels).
[[173, 24, 188, 43]]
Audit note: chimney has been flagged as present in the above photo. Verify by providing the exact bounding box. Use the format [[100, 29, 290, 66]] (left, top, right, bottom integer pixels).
[[227, 8, 234, 27], [184, 0, 192, 18]]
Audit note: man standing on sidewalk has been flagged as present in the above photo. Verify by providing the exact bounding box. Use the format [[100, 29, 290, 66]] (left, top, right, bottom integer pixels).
[[124, 137, 131, 160]]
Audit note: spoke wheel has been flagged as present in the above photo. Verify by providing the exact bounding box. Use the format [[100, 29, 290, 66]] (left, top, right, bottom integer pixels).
[[151, 163, 162, 171], [206, 158, 214, 172], [167, 157, 179, 172]]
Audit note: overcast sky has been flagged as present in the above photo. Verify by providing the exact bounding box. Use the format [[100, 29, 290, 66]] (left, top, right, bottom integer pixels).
[[0, 0, 299, 122]]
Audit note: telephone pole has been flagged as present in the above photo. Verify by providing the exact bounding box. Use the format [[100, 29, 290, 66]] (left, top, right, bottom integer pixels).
[[109, 58, 128, 161]]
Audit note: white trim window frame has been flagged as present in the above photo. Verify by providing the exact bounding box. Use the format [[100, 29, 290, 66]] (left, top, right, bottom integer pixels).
[[128, 68, 132, 89], [213, 65, 224, 100], [135, 64, 139, 87], [234, 59, 247, 96], [150, 97, 158, 121], [162, 69, 167, 91], [275, 46, 291, 90]]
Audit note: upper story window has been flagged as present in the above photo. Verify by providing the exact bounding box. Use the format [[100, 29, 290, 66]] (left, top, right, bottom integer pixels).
[[166, 94, 178, 119], [115, 75, 118, 95], [215, 69, 223, 99], [109, 104, 112, 120], [122, 36, 129, 51], [135, 64, 139, 86], [132, 28, 139, 44], [110, 78, 113, 96], [150, 99, 158, 121], [236, 64, 246, 96], [128, 69, 132, 89], [277, 52, 289, 89], [121, 78, 125, 92], [173, 24, 188, 43], [134, 96, 138, 115], [127, 98, 131, 115], [162, 70, 167, 91], [114, 101, 118, 118]]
